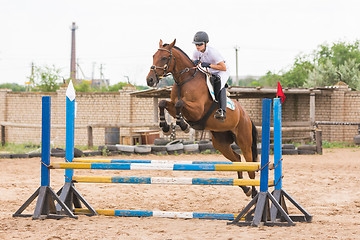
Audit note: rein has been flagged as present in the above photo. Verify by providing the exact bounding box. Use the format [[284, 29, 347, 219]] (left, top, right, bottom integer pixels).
[[151, 47, 198, 93]]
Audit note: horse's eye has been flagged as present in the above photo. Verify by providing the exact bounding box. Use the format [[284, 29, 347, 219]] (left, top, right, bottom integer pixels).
[[161, 57, 167, 61]]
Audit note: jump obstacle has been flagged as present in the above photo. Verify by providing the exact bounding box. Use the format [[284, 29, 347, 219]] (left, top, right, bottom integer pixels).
[[13, 82, 312, 226]]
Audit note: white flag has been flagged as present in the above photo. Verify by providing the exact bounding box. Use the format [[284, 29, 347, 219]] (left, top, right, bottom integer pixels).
[[66, 80, 76, 101]]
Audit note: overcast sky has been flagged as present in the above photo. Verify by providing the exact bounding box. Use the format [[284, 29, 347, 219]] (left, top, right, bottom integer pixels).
[[1, 0, 359, 86]]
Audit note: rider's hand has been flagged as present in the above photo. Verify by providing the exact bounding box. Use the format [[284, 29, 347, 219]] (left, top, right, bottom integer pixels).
[[201, 62, 211, 68], [193, 60, 200, 66]]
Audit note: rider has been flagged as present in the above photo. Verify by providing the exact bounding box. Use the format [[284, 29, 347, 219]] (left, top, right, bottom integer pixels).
[[192, 31, 230, 121]]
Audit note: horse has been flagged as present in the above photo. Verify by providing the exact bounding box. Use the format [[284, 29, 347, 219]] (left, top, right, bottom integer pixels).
[[146, 39, 258, 197]]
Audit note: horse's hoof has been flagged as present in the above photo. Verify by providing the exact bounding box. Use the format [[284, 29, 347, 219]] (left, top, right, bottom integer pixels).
[[251, 188, 258, 198], [163, 130, 171, 136], [183, 126, 190, 133], [245, 188, 252, 197]]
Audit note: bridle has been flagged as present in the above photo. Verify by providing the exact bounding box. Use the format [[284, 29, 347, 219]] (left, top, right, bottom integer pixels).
[[150, 48, 175, 82], [150, 47, 197, 86]]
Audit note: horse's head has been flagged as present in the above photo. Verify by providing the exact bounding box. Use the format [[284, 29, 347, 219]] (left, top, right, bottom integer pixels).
[[146, 39, 176, 87]]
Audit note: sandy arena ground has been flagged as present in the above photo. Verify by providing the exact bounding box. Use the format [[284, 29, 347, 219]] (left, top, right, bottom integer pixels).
[[1, 148, 360, 240]]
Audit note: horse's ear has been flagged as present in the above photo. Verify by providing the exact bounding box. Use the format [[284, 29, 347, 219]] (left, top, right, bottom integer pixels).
[[159, 39, 163, 48], [169, 39, 176, 49]]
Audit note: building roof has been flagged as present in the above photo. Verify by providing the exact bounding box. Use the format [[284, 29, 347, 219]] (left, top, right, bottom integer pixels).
[[130, 86, 323, 99]]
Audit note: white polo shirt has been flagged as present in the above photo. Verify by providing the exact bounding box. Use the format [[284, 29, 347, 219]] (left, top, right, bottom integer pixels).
[[193, 45, 229, 75]]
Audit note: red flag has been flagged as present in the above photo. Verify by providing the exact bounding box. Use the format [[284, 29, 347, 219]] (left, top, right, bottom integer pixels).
[[276, 82, 286, 104]]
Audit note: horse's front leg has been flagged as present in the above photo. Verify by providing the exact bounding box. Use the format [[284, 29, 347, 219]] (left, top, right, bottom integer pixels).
[[175, 100, 190, 133], [159, 100, 175, 135]]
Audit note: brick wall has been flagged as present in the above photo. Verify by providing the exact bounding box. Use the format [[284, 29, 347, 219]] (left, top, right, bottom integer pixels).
[[0, 85, 359, 146]]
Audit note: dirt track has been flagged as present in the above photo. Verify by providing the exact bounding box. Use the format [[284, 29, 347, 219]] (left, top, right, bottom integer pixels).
[[1, 148, 360, 240]]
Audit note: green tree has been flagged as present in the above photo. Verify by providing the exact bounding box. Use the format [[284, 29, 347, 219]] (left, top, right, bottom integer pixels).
[[305, 41, 360, 90], [258, 71, 283, 87], [135, 85, 149, 91], [29, 65, 62, 92], [0, 83, 26, 91], [306, 59, 360, 90], [73, 81, 149, 92], [316, 40, 360, 67], [74, 81, 92, 92], [260, 40, 360, 90], [282, 56, 315, 87], [108, 82, 128, 92]]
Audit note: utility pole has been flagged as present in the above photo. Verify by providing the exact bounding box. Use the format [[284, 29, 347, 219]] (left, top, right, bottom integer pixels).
[[100, 64, 104, 80], [92, 62, 96, 81], [124, 75, 130, 84], [99, 64, 109, 87], [26, 62, 34, 91], [70, 22, 78, 81], [234, 46, 240, 86]]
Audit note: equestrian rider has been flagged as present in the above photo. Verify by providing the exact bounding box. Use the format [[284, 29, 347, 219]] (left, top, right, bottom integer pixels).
[[192, 31, 230, 121]]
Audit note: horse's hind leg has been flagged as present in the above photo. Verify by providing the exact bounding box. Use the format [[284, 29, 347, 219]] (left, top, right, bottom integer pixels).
[[234, 121, 259, 198], [211, 131, 252, 197]]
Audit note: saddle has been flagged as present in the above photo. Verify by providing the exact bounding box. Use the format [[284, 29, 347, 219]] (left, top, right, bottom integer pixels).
[[184, 66, 234, 130]]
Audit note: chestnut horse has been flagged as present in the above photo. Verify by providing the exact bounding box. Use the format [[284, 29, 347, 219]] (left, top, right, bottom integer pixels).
[[146, 39, 258, 197]]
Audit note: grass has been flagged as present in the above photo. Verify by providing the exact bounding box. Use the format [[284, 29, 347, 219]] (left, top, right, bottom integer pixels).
[[0, 143, 97, 154], [0, 143, 40, 154], [284, 141, 359, 149], [321, 141, 359, 148]]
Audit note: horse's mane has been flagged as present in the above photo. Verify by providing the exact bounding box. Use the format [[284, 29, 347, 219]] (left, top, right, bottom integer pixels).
[[163, 44, 195, 66]]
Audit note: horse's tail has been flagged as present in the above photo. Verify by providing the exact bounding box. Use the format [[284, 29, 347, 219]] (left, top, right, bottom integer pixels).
[[251, 120, 258, 162]]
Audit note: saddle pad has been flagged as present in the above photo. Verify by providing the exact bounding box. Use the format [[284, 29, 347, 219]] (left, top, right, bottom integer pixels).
[[206, 74, 235, 111]]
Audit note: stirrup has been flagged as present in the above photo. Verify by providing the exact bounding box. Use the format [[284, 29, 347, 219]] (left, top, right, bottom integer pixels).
[[214, 109, 226, 121]]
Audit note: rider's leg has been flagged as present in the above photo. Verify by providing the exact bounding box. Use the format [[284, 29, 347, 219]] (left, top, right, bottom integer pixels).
[[212, 75, 221, 102], [213, 71, 229, 121], [214, 88, 226, 121]]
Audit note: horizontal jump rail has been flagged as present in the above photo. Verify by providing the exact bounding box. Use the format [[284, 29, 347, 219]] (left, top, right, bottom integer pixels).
[[73, 159, 239, 165], [315, 121, 360, 126], [49, 162, 266, 171], [0, 122, 159, 129], [72, 176, 274, 186], [256, 126, 314, 132], [0, 121, 87, 129], [74, 208, 240, 220]]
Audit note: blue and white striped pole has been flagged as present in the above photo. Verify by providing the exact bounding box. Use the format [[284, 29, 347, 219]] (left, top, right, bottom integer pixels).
[[259, 99, 271, 193], [65, 81, 76, 183], [75, 208, 237, 220], [273, 98, 282, 190], [41, 96, 51, 187]]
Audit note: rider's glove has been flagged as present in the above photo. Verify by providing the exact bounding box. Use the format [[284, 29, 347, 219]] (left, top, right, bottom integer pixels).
[[201, 62, 211, 68], [193, 60, 200, 66]]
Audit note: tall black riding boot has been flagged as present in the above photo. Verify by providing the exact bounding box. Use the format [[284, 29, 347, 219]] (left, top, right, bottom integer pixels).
[[214, 88, 226, 121], [212, 75, 221, 102]]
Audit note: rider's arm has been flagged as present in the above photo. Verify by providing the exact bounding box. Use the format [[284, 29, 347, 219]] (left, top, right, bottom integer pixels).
[[208, 61, 227, 71]]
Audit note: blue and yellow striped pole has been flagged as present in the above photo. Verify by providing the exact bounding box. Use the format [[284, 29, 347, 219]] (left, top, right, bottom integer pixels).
[[50, 162, 263, 172], [73, 159, 237, 165]]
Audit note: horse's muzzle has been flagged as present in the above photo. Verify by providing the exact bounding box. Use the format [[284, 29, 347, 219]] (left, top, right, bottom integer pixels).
[[146, 72, 158, 87], [147, 77, 155, 87]]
